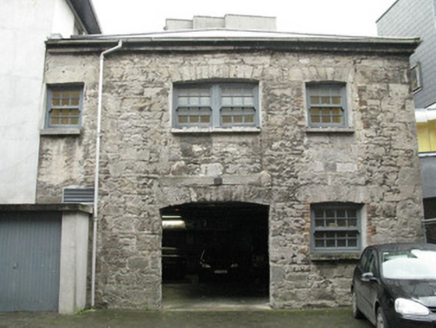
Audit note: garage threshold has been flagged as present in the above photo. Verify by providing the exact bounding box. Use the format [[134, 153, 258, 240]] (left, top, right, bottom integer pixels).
[[162, 275, 270, 311], [163, 303, 272, 311]]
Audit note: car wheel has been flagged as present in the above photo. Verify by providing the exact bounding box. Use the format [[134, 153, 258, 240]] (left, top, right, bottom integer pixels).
[[376, 307, 389, 328], [352, 291, 364, 319]]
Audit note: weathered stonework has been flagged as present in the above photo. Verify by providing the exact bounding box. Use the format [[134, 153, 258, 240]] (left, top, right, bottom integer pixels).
[[38, 39, 424, 310]]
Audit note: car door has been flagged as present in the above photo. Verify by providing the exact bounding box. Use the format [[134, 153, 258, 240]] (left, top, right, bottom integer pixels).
[[359, 250, 380, 323], [354, 248, 372, 317]]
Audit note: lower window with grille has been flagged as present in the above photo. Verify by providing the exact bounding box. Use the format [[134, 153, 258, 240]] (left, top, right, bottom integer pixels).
[[310, 202, 362, 253]]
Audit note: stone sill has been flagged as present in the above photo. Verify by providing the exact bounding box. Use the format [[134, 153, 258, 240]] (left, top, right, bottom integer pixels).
[[0, 203, 93, 214], [171, 127, 261, 134], [40, 128, 81, 136], [305, 127, 355, 134], [311, 253, 360, 261]]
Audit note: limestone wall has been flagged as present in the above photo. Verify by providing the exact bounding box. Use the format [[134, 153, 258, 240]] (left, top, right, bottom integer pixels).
[[39, 47, 424, 309]]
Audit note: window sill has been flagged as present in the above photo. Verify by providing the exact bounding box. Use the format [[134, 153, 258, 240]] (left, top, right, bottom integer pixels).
[[171, 127, 261, 134], [311, 252, 360, 261], [305, 127, 355, 134], [40, 128, 81, 136], [412, 87, 422, 94]]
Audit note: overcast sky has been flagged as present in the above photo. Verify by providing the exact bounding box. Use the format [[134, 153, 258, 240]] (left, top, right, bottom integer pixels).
[[92, 0, 397, 36]]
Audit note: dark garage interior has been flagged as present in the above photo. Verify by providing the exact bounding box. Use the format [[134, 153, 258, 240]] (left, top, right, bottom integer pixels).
[[160, 202, 269, 309]]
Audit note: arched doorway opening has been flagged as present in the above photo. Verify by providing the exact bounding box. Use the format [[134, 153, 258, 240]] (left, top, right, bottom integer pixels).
[[161, 202, 269, 309]]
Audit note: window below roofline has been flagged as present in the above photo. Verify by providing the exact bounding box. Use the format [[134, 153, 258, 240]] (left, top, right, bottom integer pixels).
[[410, 62, 423, 94], [305, 81, 349, 129], [172, 81, 260, 130], [45, 83, 84, 129]]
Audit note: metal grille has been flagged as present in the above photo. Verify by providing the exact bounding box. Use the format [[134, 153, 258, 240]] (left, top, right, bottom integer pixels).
[[62, 188, 94, 204]]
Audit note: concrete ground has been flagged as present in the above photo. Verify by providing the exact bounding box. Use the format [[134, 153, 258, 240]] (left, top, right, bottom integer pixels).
[[1, 277, 373, 327], [0, 307, 373, 328], [162, 275, 270, 310]]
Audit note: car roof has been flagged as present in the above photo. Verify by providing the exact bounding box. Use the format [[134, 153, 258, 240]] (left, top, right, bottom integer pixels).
[[366, 243, 436, 252]]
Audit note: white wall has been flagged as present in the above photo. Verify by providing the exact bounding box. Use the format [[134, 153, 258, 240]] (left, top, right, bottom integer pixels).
[[58, 211, 90, 314], [0, 0, 78, 203], [52, 0, 76, 37]]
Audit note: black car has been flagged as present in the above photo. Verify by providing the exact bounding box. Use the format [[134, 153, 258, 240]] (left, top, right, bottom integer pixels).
[[351, 243, 436, 327], [162, 247, 187, 280], [198, 245, 246, 282], [250, 247, 269, 282]]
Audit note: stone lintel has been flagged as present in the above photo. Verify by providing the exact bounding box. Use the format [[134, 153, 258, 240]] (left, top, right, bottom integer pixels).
[[159, 174, 264, 187]]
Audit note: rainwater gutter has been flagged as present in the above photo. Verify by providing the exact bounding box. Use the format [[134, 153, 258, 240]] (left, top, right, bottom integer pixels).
[[92, 40, 123, 308]]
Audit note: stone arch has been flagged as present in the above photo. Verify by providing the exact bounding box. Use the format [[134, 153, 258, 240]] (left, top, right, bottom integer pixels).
[[156, 173, 272, 210], [158, 182, 271, 308]]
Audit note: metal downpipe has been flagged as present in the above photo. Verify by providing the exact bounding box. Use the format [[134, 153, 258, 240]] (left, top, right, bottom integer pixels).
[[92, 40, 123, 307]]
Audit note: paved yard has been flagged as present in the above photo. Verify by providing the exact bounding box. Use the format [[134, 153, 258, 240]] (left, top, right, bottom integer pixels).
[[0, 307, 373, 328]]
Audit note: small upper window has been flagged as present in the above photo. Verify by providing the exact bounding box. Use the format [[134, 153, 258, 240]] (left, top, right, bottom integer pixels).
[[411, 63, 422, 93], [311, 202, 362, 253], [46, 85, 83, 128], [173, 82, 259, 129], [306, 83, 347, 127]]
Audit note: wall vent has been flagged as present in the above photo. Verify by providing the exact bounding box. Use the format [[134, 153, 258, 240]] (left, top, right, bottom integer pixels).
[[62, 187, 94, 204]]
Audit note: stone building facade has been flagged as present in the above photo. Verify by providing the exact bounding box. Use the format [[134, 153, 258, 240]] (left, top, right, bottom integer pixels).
[[39, 30, 424, 310], [377, 0, 436, 245]]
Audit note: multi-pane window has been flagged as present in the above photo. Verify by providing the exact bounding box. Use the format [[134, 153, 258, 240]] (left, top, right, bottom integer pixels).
[[410, 63, 422, 92], [46, 86, 83, 128], [311, 203, 361, 252], [173, 82, 258, 128], [307, 83, 347, 127], [221, 86, 256, 126], [176, 87, 212, 126]]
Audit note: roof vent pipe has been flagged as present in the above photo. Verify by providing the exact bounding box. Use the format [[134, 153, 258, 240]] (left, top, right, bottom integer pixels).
[[92, 40, 123, 308]]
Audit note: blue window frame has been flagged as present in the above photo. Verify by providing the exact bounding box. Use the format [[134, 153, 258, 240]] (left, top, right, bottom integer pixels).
[[46, 85, 83, 128], [311, 202, 362, 253], [410, 63, 422, 92], [173, 82, 259, 128], [306, 83, 347, 127]]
